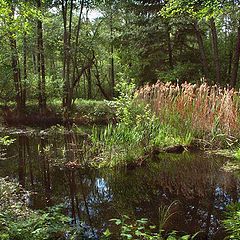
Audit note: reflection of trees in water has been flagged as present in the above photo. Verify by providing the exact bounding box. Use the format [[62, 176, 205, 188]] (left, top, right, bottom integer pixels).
[[17, 135, 52, 206], [2, 133, 240, 239], [95, 154, 239, 238]]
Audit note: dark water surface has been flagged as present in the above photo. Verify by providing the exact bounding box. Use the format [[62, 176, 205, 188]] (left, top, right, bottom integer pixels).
[[0, 126, 239, 239]]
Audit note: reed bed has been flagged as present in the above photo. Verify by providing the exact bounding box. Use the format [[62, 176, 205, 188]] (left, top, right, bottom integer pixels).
[[136, 81, 240, 137]]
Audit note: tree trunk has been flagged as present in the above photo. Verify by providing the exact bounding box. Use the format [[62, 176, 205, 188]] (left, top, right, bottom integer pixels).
[[9, 5, 23, 116], [86, 68, 92, 99], [72, 0, 84, 89], [210, 18, 221, 84], [94, 63, 110, 100], [110, 8, 115, 98], [37, 0, 47, 115], [62, 0, 68, 108], [231, 21, 240, 87], [23, 30, 27, 109], [166, 23, 173, 69], [193, 21, 209, 79], [62, 0, 74, 115]]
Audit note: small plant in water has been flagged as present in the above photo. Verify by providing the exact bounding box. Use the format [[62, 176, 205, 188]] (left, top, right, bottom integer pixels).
[[102, 215, 197, 239], [102, 201, 199, 239]]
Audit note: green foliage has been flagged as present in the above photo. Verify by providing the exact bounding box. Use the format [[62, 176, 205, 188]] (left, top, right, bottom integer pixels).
[[234, 147, 240, 160], [151, 123, 192, 148], [156, 63, 202, 83], [223, 203, 240, 239], [73, 99, 116, 121], [102, 215, 197, 240], [162, 0, 226, 19], [114, 80, 139, 124], [0, 0, 239, 114], [0, 136, 15, 160], [0, 177, 80, 240], [0, 136, 15, 146], [91, 81, 193, 167]]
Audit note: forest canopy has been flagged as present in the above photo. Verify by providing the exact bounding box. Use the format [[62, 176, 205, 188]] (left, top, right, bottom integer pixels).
[[0, 0, 240, 116]]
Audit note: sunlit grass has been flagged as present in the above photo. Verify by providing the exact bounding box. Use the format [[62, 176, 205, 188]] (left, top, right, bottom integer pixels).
[[136, 82, 240, 138]]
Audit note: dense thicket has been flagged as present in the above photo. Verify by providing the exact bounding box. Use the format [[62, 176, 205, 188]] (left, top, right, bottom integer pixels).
[[0, 0, 239, 116]]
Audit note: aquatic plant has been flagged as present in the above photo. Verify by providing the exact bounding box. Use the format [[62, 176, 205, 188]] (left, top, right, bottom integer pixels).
[[103, 215, 198, 239], [136, 81, 240, 146]]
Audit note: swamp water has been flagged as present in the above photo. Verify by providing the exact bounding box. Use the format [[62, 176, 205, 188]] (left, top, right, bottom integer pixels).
[[0, 126, 239, 240]]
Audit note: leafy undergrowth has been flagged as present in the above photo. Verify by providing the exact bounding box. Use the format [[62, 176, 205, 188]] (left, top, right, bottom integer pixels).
[[223, 203, 240, 239], [0, 99, 116, 125], [0, 177, 82, 240]]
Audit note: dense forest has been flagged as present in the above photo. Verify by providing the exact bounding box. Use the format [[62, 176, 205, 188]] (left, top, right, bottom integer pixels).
[[2, 1, 240, 240], [0, 0, 240, 117]]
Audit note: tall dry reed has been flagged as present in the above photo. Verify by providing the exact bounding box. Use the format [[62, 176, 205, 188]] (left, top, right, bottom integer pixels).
[[136, 81, 240, 136]]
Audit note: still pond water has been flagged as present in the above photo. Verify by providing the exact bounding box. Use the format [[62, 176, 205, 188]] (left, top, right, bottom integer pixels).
[[0, 126, 239, 239]]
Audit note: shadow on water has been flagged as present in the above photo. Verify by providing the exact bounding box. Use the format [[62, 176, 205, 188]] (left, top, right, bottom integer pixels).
[[0, 126, 239, 239]]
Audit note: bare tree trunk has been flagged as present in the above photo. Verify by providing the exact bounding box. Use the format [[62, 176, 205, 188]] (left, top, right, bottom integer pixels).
[[62, 0, 68, 108], [72, 0, 84, 91], [110, 8, 115, 98], [231, 22, 240, 87], [86, 68, 92, 99], [210, 18, 221, 84], [32, 52, 37, 74], [9, 5, 23, 116], [228, 46, 233, 80], [62, 0, 74, 116], [193, 21, 209, 79], [37, 0, 47, 115], [22, 30, 27, 109]]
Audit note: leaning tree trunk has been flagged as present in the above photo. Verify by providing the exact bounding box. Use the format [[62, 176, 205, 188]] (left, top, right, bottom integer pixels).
[[230, 21, 240, 88], [210, 18, 221, 84]]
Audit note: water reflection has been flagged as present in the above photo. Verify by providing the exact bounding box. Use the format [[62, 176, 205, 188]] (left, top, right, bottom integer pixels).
[[0, 128, 239, 239]]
